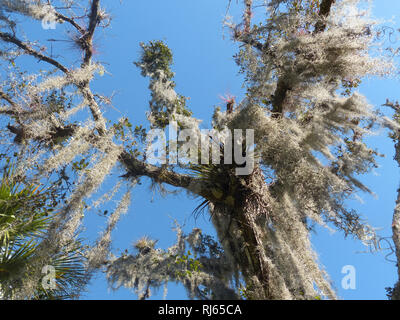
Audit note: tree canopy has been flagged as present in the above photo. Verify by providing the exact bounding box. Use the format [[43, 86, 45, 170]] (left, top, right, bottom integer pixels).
[[0, 0, 400, 300]]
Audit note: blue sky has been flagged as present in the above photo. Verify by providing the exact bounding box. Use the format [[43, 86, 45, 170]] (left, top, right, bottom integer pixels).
[[10, 0, 400, 299]]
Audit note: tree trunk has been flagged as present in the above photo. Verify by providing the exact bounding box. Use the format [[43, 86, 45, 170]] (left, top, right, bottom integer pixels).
[[208, 167, 290, 299], [390, 136, 400, 300], [391, 187, 400, 300]]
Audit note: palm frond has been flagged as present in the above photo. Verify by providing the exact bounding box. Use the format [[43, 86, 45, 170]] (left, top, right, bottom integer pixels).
[[0, 162, 87, 300]]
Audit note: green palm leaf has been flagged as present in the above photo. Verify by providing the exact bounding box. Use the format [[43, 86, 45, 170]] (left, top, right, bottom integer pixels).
[[0, 162, 87, 299]]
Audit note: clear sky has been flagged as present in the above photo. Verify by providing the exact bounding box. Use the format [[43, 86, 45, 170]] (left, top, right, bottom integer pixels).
[[14, 0, 400, 299]]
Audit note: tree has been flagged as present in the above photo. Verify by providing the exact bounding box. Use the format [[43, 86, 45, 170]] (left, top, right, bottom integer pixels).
[[0, 159, 86, 299], [0, 0, 399, 300]]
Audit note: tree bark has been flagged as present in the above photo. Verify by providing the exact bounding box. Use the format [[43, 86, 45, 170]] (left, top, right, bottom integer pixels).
[[391, 187, 400, 299], [391, 137, 400, 299], [207, 166, 289, 299]]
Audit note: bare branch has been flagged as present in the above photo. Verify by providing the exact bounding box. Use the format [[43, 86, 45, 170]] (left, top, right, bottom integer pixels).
[[0, 32, 69, 73], [83, 0, 101, 65], [0, 107, 18, 116], [78, 84, 106, 135], [119, 151, 207, 198], [54, 12, 85, 35], [0, 90, 19, 109]]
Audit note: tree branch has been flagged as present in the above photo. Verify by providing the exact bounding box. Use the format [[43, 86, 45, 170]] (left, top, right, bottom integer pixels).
[[119, 151, 212, 200], [271, 0, 335, 118], [54, 12, 85, 35], [314, 0, 336, 33], [237, 1, 336, 117], [0, 32, 69, 74], [0, 30, 107, 135], [78, 84, 107, 135], [271, 78, 291, 117], [83, 0, 101, 65], [0, 90, 19, 110]]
